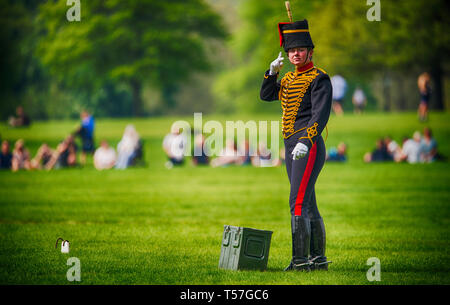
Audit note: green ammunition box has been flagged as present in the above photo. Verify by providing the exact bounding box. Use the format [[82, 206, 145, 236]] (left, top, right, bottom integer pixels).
[[218, 225, 273, 271]]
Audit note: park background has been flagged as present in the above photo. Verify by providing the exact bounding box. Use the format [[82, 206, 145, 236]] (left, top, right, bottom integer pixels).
[[0, 0, 449, 285]]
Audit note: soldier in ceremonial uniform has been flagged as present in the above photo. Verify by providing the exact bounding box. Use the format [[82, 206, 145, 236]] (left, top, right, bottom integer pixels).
[[260, 19, 332, 271]]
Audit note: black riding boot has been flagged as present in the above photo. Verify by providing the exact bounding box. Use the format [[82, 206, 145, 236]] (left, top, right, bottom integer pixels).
[[309, 217, 331, 271], [284, 215, 311, 271]]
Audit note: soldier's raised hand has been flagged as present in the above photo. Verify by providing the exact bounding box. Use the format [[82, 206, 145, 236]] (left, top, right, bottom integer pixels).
[[269, 52, 284, 75]]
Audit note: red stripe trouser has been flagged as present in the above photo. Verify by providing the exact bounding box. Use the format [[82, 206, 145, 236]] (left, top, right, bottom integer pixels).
[[284, 135, 326, 217]]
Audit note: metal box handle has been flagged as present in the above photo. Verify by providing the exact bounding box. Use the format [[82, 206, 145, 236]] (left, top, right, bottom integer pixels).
[[223, 226, 231, 246], [232, 229, 241, 248]]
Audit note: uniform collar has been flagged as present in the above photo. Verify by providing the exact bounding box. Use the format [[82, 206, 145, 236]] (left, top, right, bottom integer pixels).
[[295, 61, 314, 75]]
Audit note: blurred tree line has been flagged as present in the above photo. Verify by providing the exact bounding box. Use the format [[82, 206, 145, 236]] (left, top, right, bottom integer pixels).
[[214, 0, 450, 113], [1, 0, 227, 120], [1, 0, 449, 120]]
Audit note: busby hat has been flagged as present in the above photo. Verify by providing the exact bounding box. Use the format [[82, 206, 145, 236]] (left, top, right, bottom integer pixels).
[[278, 19, 314, 52]]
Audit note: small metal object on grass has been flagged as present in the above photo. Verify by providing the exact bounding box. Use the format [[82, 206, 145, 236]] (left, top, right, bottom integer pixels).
[[55, 237, 70, 253], [219, 225, 273, 271]]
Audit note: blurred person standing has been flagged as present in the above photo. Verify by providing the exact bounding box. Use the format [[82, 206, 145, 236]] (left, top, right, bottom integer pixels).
[[94, 140, 117, 170], [417, 72, 431, 122], [330, 74, 347, 116], [116, 124, 141, 169], [352, 87, 367, 114], [75, 110, 95, 165], [0, 140, 13, 170], [260, 19, 332, 271]]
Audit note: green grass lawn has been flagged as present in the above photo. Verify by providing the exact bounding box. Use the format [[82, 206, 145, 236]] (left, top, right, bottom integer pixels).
[[0, 112, 449, 285]]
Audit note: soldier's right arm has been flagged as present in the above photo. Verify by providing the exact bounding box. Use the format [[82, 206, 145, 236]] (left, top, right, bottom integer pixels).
[[260, 71, 281, 102]]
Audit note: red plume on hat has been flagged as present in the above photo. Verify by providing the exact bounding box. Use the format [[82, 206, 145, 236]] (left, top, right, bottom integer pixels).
[[278, 22, 291, 47]]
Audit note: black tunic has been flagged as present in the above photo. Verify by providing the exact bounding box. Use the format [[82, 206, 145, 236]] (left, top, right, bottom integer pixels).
[[260, 63, 333, 217], [260, 64, 332, 149]]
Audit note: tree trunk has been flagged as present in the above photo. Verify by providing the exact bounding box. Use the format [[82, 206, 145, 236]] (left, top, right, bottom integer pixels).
[[397, 74, 406, 111], [130, 79, 143, 117], [430, 60, 444, 110], [162, 83, 178, 111], [382, 71, 391, 111]]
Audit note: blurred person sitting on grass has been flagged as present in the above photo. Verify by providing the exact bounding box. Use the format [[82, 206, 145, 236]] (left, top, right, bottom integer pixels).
[[364, 138, 393, 163], [116, 124, 141, 169], [210, 140, 238, 168], [45, 135, 78, 170], [94, 140, 117, 170], [30, 143, 54, 170], [398, 131, 422, 164], [11, 139, 31, 172], [419, 127, 438, 163], [326, 142, 347, 162], [192, 134, 209, 166], [235, 139, 253, 166], [163, 125, 187, 169], [8, 106, 31, 128], [384, 136, 404, 162], [251, 142, 279, 167], [74, 110, 95, 166], [0, 140, 13, 170]]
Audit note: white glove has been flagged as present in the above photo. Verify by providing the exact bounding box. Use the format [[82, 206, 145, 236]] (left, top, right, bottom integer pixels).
[[269, 52, 284, 75], [292, 142, 309, 160]]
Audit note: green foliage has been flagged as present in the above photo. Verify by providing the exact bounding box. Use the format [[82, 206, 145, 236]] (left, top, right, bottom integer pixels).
[[2, 0, 449, 119], [0, 0, 46, 119], [311, 0, 450, 75], [36, 0, 227, 116], [213, 0, 450, 113], [213, 0, 321, 114], [312, 0, 450, 111]]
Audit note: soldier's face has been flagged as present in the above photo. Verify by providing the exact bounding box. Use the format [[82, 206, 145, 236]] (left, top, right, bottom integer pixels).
[[288, 47, 312, 67]]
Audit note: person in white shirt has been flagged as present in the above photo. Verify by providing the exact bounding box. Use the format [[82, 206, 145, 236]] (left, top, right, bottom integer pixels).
[[116, 124, 141, 169], [94, 140, 116, 170], [163, 126, 187, 168], [401, 131, 422, 164], [330, 74, 347, 116], [352, 87, 367, 114]]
